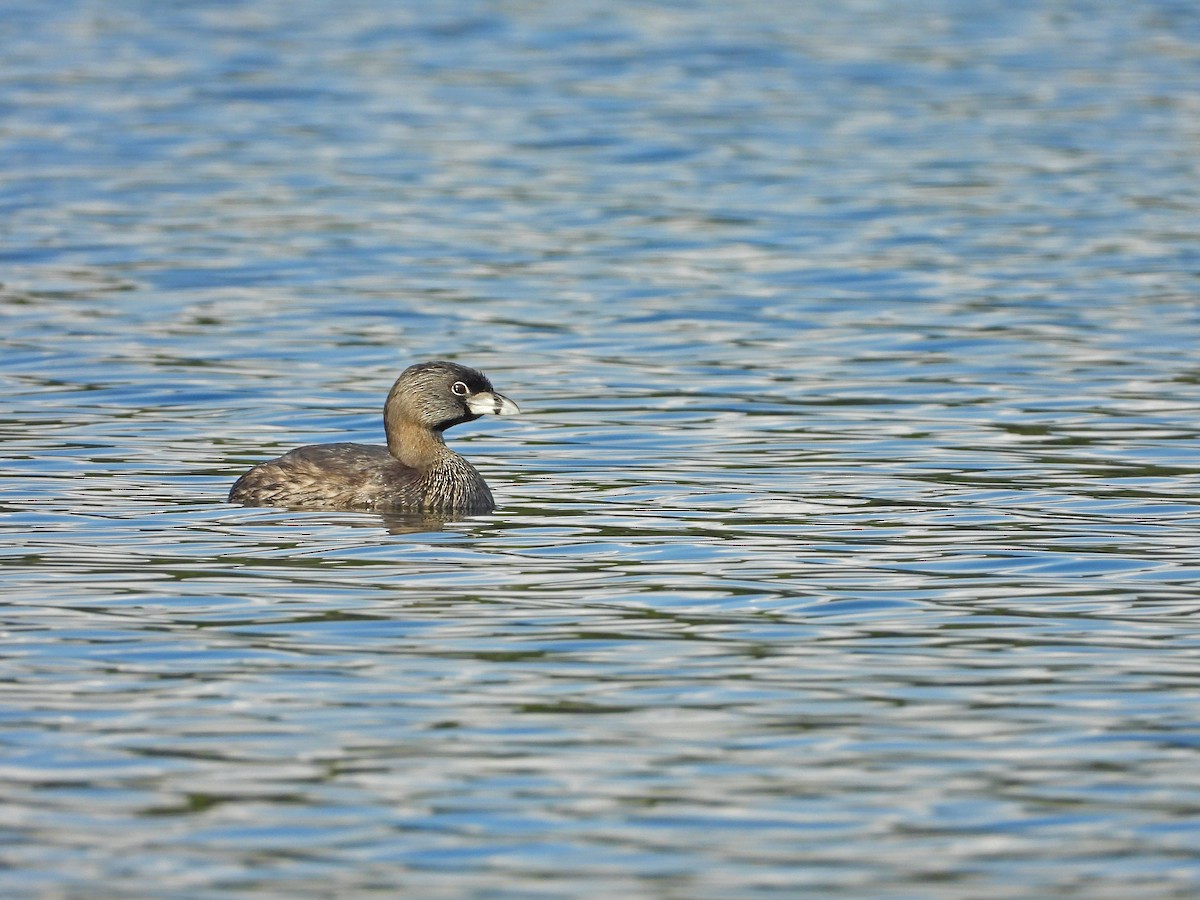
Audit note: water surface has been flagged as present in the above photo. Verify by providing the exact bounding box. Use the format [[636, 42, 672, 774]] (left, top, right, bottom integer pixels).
[[3, 1, 1200, 896]]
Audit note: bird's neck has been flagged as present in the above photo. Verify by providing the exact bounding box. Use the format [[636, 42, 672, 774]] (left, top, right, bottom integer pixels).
[[386, 421, 450, 470]]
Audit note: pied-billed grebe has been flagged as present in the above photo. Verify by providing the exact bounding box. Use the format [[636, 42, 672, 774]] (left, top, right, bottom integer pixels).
[[228, 360, 518, 513]]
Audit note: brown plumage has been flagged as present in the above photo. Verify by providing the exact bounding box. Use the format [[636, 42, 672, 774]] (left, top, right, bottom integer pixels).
[[228, 361, 519, 513]]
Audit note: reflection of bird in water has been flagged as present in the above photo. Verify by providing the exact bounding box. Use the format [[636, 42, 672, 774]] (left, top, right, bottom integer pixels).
[[228, 361, 518, 513]]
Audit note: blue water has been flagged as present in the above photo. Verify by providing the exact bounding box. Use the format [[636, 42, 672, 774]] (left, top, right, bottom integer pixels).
[[3, 1, 1200, 895]]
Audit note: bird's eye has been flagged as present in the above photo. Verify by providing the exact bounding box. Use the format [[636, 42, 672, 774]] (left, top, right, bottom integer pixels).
[[451, 381, 469, 397]]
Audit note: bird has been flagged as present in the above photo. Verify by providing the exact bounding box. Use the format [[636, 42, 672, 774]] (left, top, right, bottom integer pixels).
[[228, 360, 518, 513]]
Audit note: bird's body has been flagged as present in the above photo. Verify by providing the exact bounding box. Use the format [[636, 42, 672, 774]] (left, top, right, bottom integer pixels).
[[228, 361, 517, 513]]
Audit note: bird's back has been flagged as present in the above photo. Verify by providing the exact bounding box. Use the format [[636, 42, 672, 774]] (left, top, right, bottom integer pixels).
[[228, 442, 494, 512], [228, 443, 421, 510]]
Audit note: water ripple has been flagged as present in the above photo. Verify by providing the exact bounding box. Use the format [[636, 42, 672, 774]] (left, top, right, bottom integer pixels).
[[3, 0, 1200, 895]]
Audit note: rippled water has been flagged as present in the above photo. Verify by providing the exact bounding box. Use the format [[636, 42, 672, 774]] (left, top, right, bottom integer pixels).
[[3, 1, 1200, 895]]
